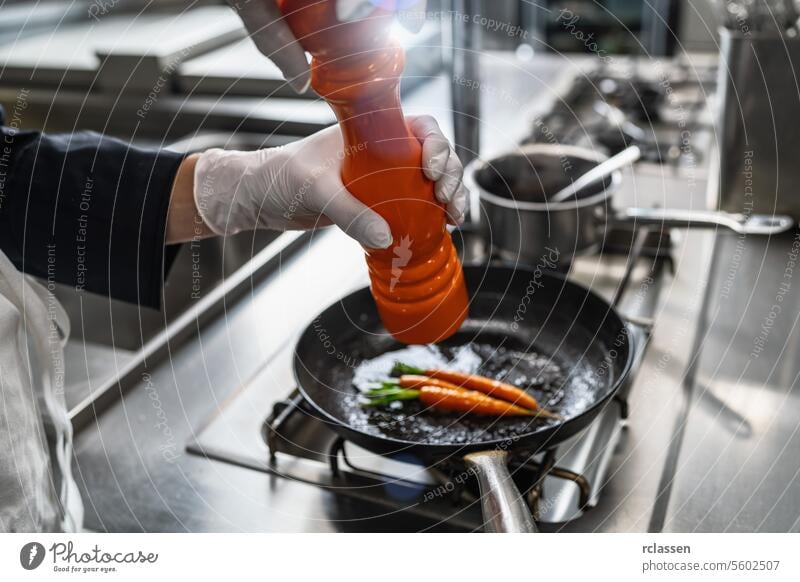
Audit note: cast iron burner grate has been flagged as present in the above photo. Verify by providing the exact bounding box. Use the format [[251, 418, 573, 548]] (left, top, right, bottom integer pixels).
[[263, 389, 599, 520]]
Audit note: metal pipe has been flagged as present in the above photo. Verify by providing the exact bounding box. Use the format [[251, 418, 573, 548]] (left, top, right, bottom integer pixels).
[[450, 0, 481, 168]]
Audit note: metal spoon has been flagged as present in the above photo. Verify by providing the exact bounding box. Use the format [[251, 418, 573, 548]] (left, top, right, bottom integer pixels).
[[549, 145, 641, 203]]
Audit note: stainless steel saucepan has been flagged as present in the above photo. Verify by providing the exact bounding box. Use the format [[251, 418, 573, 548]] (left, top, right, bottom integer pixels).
[[466, 144, 794, 266]]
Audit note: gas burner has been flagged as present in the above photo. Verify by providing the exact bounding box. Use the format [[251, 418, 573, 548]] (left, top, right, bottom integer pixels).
[[597, 76, 665, 123], [257, 226, 668, 528], [262, 387, 628, 525], [524, 65, 710, 167]]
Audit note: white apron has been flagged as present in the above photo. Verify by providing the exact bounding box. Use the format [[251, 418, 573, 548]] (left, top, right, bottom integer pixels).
[[0, 250, 83, 532]]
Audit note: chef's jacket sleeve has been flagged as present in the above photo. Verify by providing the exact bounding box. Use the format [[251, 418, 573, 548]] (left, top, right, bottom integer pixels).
[[0, 105, 185, 309]]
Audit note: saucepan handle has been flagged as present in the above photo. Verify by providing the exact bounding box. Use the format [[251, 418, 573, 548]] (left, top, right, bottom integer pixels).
[[463, 450, 537, 533], [613, 207, 794, 235]]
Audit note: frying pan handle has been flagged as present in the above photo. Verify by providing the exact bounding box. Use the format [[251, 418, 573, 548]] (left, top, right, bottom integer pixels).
[[463, 450, 537, 533], [613, 207, 794, 235]]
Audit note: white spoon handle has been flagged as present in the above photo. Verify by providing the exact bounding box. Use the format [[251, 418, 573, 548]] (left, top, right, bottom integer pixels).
[[549, 145, 641, 203]]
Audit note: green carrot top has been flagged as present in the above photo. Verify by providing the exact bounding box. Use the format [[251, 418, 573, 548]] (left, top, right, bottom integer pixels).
[[391, 362, 425, 376]]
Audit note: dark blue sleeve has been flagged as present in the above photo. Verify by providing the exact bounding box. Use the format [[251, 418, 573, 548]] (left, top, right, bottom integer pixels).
[[0, 105, 184, 308]]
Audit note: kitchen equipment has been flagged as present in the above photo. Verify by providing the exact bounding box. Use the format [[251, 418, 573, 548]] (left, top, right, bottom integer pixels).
[[451, 0, 481, 168], [716, 28, 800, 221], [713, 0, 798, 34], [523, 70, 707, 167], [277, 0, 468, 344], [467, 145, 793, 266], [549, 145, 641, 202], [292, 264, 635, 532], [590, 101, 685, 164]]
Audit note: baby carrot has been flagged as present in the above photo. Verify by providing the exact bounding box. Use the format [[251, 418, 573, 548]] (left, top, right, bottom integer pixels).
[[392, 362, 541, 412], [363, 385, 535, 417], [419, 386, 536, 417], [395, 374, 465, 391]]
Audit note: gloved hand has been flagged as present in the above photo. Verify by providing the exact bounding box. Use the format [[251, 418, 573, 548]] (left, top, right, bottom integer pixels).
[[226, 0, 310, 93], [227, 0, 428, 93], [193, 115, 466, 249]]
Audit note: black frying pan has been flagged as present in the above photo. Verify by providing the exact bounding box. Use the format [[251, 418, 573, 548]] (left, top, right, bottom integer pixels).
[[293, 264, 634, 532]]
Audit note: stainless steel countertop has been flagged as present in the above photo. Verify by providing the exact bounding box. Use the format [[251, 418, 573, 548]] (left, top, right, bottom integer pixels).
[[0, 6, 244, 89], [660, 230, 800, 532], [68, 52, 800, 533]]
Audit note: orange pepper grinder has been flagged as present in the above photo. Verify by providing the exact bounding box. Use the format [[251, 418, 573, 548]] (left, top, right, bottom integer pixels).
[[277, 0, 468, 344]]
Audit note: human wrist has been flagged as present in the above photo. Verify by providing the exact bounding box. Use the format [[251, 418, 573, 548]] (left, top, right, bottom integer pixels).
[[192, 147, 286, 237], [166, 153, 216, 243]]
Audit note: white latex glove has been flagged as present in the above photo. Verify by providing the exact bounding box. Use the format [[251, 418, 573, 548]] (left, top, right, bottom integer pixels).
[[193, 115, 467, 249], [228, 0, 428, 93]]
